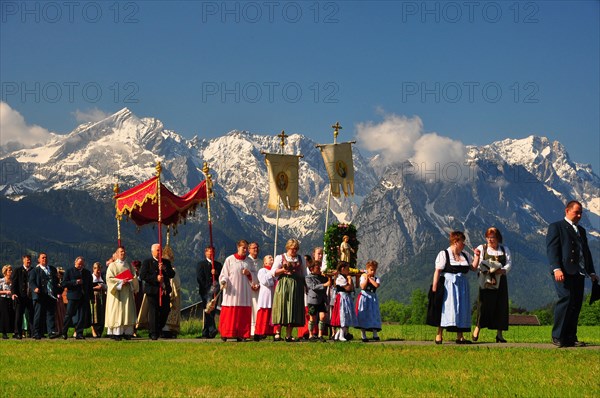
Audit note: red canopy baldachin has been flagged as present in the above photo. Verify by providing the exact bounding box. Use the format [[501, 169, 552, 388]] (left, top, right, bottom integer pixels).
[[115, 176, 207, 226]]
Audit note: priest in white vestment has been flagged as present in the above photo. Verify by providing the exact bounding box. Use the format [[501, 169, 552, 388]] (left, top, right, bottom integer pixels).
[[105, 246, 139, 340]]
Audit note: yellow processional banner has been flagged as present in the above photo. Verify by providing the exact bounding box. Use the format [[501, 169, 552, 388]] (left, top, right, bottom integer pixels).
[[264, 153, 300, 210], [318, 142, 354, 197]]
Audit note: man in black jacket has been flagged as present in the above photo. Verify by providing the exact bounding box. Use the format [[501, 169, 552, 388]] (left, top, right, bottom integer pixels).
[[547, 200, 598, 347], [11, 255, 34, 339], [140, 244, 175, 340], [61, 256, 93, 339], [196, 246, 223, 338], [29, 253, 61, 340]]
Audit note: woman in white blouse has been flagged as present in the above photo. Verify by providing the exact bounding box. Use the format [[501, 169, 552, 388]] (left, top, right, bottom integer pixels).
[[271, 239, 306, 342], [431, 231, 477, 344], [472, 227, 512, 343]]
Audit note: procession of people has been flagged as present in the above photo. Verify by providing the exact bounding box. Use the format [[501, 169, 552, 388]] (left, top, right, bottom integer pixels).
[[0, 200, 597, 346]]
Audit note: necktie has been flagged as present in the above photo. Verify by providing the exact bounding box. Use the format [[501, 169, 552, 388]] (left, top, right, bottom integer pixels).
[[574, 226, 586, 275], [41, 267, 56, 300], [26, 268, 31, 298]]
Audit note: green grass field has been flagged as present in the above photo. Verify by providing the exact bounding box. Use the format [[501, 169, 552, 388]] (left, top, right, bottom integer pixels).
[[1, 324, 598, 397]]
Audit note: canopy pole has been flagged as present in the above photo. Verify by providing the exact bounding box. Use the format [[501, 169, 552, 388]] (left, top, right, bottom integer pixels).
[[324, 122, 342, 234], [156, 161, 163, 306], [202, 162, 216, 286], [114, 181, 121, 247], [273, 130, 288, 258]]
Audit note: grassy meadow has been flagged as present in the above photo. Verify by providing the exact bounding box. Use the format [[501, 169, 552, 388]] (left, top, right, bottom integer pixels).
[[1, 323, 599, 397]]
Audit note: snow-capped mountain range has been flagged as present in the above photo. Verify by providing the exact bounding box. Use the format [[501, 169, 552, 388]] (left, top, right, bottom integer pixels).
[[0, 108, 379, 244], [1, 108, 598, 308]]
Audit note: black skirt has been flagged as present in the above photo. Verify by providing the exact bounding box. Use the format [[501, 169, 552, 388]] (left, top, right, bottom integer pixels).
[[0, 297, 15, 333], [426, 276, 445, 327], [476, 274, 509, 331]]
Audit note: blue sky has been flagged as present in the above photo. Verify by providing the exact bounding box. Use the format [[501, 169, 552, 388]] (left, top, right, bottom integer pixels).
[[1, 1, 599, 171]]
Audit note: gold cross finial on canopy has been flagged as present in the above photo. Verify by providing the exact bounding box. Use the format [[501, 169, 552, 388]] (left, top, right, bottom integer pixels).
[[278, 130, 288, 149], [332, 121, 342, 140]]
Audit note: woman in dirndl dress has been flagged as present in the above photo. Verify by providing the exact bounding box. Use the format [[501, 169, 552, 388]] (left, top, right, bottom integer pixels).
[[271, 239, 306, 342], [431, 231, 477, 344], [472, 227, 511, 343], [0, 265, 15, 339]]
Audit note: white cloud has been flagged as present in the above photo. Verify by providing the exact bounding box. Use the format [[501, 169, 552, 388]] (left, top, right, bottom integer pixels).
[[355, 112, 468, 181], [0, 102, 53, 148], [355, 114, 423, 164], [73, 108, 110, 123], [412, 133, 468, 182]]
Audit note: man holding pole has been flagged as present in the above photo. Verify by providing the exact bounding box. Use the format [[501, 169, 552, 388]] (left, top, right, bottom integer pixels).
[[141, 243, 175, 340], [197, 246, 222, 338]]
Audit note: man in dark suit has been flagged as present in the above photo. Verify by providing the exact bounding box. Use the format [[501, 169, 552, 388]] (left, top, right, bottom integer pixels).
[[28, 252, 61, 340], [196, 246, 223, 338], [11, 254, 35, 339], [61, 256, 93, 339], [546, 200, 598, 347], [140, 243, 175, 340]]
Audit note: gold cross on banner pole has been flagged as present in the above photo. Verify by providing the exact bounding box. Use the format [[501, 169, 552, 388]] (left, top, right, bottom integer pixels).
[[278, 130, 288, 152], [332, 121, 342, 143]]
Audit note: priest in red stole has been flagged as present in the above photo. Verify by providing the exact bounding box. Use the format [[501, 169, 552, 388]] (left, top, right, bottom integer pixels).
[[218, 240, 259, 341]]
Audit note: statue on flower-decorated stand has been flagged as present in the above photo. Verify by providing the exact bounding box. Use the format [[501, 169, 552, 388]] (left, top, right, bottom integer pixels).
[[323, 223, 361, 275]]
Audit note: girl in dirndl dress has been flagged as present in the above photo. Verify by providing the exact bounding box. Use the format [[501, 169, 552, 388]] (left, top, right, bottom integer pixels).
[[356, 260, 382, 342], [330, 261, 357, 341]]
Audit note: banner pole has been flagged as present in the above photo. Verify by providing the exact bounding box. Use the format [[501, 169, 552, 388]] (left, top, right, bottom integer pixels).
[[324, 122, 342, 234], [274, 203, 280, 258], [156, 161, 163, 306], [273, 130, 287, 258]]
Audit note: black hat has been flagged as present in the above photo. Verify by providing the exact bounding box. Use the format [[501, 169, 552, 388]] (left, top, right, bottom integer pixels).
[[590, 280, 600, 305]]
